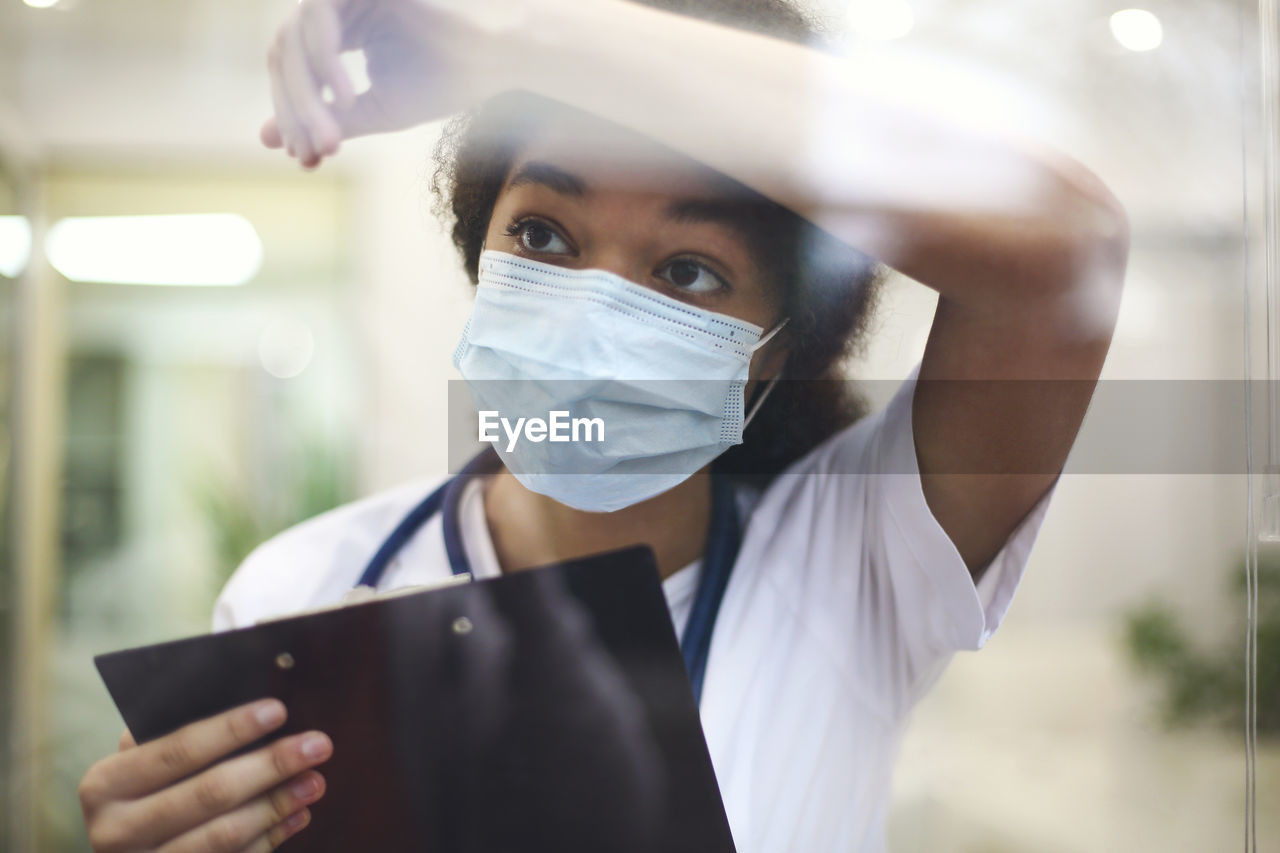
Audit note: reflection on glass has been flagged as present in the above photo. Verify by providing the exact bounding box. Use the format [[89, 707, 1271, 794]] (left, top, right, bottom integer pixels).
[[0, 215, 31, 279]]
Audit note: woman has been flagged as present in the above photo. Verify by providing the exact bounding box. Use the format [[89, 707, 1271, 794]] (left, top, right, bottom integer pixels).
[[78, 0, 1128, 850]]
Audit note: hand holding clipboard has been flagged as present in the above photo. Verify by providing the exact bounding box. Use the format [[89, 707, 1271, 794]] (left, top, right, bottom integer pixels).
[[88, 547, 737, 852], [80, 696, 332, 851]]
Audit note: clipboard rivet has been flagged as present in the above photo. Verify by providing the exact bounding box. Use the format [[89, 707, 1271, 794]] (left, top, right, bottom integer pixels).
[[451, 617, 473, 636], [275, 652, 296, 670]]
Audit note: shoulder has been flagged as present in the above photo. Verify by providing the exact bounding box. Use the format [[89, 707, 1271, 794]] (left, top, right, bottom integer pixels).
[[212, 477, 447, 631], [729, 374, 915, 627], [785, 368, 918, 481]]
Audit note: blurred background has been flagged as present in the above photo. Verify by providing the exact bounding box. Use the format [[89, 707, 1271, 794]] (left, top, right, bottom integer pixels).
[[0, 0, 1274, 850]]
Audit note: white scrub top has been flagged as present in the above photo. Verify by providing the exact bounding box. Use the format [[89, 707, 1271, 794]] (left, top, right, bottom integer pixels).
[[214, 371, 1051, 852]]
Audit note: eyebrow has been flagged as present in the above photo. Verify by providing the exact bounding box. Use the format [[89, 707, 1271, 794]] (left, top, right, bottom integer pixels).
[[664, 198, 759, 235], [505, 161, 589, 197], [506, 162, 758, 235]]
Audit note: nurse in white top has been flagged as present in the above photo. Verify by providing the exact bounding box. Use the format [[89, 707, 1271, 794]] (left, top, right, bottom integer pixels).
[[77, 1, 1129, 851]]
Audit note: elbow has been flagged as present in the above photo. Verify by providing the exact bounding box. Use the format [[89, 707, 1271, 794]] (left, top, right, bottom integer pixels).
[[1036, 169, 1129, 343], [998, 161, 1129, 310], [995, 158, 1129, 343], [1049, 157, 1131, 293]]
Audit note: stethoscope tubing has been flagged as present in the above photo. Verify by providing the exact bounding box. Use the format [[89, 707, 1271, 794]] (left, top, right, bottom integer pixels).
[[356, 449, 741, 706]]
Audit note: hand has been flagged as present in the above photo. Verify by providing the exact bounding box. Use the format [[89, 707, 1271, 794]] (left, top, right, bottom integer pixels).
[[79, 699, 333, 852], [261, 0, 542, 168]]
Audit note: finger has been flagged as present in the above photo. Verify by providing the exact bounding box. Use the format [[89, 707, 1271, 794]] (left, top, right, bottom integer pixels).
[[268, 30, 306, 160], [82, 700, 286, 804], [118, 729, 136, 752], [248, 808, 312, 853], [260, 117, 284, 149], [279, 20, 320, 165], [300, 0, 357, 111], [157, 773, 324, 853], [280, 18, 341, 165], [122, 730, 333, 846]]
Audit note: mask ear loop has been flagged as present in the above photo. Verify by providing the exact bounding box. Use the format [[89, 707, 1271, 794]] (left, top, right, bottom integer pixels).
[[744, 368, 783, 429], [752, 317, 789, 352], [743, 318, 789, 429]]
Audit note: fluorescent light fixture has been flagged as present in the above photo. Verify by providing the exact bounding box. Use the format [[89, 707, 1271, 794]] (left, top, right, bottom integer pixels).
[[46, 214, 263, 286], [0, 216, 32, 278], [846, 0, 915, 41], [23, 0, 61, 7], [1110, 9, 1163, 52]]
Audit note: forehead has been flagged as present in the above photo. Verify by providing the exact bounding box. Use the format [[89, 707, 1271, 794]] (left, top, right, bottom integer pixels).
[[493, 112, 788, 280], [503, 111, 748, 200]]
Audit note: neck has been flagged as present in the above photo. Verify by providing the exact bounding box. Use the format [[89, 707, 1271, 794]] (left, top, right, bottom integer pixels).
[[483, 468, 712, 580]]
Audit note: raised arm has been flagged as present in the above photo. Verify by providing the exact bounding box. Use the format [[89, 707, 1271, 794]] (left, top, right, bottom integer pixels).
[[266, 0, 1128, 572]]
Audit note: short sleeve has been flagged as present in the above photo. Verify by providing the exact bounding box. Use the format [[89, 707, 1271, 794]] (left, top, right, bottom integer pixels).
[[865, 368, 1052, 690], [730, 367, 1054, 716]]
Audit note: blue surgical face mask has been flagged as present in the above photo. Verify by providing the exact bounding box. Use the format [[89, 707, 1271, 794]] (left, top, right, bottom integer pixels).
[[453, 250, 787, 512]]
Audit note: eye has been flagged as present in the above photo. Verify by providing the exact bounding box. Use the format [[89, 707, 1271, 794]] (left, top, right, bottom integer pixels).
[[657, 259, 728, 294], [505, 218, 573, 255]]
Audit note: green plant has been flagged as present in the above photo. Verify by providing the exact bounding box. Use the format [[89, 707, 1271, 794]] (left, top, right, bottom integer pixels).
[[197, 439, 352, 590], [1123, 551, 1280, 735]]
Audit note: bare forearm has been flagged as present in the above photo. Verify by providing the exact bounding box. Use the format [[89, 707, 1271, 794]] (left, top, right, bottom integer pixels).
[[520, 0, 1126, 310]]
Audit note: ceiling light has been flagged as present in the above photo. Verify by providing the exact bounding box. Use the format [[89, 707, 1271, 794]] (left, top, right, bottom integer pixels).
[[23, 0, 61, 7], [46, 214, 263, 286], [846, 0, 915, 41], [1110, 9, 1163, 52], [0, 216, 32, 278]]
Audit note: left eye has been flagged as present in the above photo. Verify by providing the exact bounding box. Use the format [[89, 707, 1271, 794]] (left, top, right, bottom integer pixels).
[[517, 221, 572, 254], [658, 259, 726, 294]]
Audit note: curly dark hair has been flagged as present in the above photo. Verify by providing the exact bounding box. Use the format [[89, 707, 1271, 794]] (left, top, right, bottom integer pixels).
[[430, 0, 882, 486]]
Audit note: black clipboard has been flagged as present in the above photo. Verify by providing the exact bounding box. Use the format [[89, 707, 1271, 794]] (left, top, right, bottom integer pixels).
[[95, 545, 736, 852]]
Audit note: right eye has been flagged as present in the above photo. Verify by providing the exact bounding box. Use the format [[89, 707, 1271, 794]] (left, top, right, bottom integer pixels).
[[507, 218, 573, 255]]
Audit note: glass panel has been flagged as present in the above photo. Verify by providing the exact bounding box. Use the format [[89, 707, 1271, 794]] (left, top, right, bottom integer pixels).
[[3, 0, 1272, 850], [41, 166, 359, 850]]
